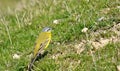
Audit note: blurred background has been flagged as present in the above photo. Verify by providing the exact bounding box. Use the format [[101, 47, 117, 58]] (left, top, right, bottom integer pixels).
[[0, 0, 120, 71]]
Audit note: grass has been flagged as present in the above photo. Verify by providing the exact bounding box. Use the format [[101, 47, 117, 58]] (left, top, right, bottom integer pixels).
[[0, 0, 120, 71]]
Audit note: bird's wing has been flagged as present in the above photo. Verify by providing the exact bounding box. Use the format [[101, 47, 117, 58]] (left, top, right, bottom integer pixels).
[[37, 38, 50, 55], [33, 32, 51, 57]]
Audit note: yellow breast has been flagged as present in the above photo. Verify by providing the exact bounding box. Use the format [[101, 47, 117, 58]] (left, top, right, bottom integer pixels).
[[33, 32, 51, 57]]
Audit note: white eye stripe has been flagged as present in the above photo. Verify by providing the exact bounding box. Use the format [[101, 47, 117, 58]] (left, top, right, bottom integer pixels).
[[42, 27, 52, 32]]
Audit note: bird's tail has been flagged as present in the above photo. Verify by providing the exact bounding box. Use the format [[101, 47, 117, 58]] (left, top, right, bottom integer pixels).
[[28, 55, 38, 71]]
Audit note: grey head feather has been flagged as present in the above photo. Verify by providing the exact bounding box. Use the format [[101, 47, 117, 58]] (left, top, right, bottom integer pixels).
[[42, 27, 52, 32]]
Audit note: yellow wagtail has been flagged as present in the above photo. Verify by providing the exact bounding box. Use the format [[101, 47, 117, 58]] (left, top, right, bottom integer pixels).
[[28, 27, 52, 71]]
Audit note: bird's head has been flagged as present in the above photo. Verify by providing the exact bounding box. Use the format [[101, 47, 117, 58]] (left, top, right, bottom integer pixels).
[[42, 27, 52, 32]]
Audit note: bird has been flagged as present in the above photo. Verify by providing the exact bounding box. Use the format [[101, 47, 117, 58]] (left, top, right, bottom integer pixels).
[[28, 27, 52, 71]]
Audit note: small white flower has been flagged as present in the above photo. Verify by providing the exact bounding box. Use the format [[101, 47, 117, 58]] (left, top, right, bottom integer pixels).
[[117, 65, 120, 71], [81, 27, 88, 33], [117, 6, 120, 9], [53, 20, 59, 24], [86, 0, 89, 2], [13, 54, 20, 59], [57, 42, 60, 45], [98, 16, 105, 21]]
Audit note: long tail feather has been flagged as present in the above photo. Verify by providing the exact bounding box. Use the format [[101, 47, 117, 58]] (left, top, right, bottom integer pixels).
[[28, 54, 39, 71]]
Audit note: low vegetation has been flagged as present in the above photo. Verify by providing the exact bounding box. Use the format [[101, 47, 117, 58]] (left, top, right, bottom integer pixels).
[[0, 0, 120, 71]]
